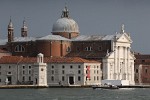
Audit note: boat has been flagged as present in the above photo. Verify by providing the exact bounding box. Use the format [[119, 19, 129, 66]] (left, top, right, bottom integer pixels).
[[92, 85, 119, 90]]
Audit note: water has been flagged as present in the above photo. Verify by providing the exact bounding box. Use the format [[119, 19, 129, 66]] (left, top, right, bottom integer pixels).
[[0, 88, 149, 100]]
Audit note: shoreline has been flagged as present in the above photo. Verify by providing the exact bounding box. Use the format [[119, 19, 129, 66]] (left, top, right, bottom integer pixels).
[[0, 85, 150, 89]]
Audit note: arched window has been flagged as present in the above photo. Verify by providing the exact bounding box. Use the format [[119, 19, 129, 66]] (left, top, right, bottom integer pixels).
[[15, 45, 25, 52], [66, 46, 71, 52]]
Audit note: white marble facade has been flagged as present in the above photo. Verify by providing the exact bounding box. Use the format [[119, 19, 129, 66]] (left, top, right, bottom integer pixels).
[[102, 25, 135, 85]]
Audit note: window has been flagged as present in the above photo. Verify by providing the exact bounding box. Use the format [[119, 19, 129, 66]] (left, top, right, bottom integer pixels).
[[70, 65, 73, 69], [29, 70, 31, 74], [145, 68, 148, 74], [23, 71, 25, 74], [22, 76, 25, 81], [22, 66, 25, 69], [66, 47, 71, 52], [0, 72, 1, 75], [97, 76, 99, 80], [78, 76, 81, 81], [9, 66, 11, 69], [41, 68, 44, 71], [29, 76, 31, 81], [62, 76, 65, 81], [85, 47, 92, 51], [8, 72, 11, 75], [51, 65, 54, 69], [78, 70, 81, 74], [29, 66, 31, 69], [136, 69, 138, 73], [76, 47, 80, 51], [97, 70, 99, 74], [0, 66, 1, 70], [52, 70, 54, 74], [15, 45, 25, 52], [94, 76, 96, 81], [51, 76, 54, 81], [62, 65, 65, 69], [78, 65, 81, 68], [62, 70, 65, 74], [0, 79, 1, 82], [99, 46, 102, 51]]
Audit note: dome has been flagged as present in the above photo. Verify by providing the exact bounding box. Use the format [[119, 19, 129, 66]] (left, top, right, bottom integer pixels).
[[52, 18, 79, 33]]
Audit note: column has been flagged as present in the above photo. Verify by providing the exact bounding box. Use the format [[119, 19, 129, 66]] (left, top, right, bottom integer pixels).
[[114, 46, 117, 79], [127, 47, 130, 80], [118, 46, 120, 80]]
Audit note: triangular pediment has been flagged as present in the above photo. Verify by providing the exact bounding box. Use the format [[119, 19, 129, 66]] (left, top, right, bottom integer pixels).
[[116, 33, 132, 43]]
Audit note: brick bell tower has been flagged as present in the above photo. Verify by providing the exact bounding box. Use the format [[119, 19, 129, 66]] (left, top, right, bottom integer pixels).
[[8, 17, 14, 42], [21, 19, 28, 37]]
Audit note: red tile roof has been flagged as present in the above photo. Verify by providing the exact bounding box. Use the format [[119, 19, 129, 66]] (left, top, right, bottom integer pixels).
[[0, 56, 100, 64]]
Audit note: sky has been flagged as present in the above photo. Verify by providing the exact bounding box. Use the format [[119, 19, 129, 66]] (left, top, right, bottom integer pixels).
[[0, 0, 150, 54]]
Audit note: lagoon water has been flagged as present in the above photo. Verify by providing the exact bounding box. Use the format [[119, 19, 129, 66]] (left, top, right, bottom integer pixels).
[[0, 88, 150, 100]]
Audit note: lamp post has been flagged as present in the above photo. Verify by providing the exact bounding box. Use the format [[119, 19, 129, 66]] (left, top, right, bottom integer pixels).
[[16, 56, 23, 84]]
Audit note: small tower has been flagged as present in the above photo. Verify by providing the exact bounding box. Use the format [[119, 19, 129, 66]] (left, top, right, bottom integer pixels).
[[8, 17, 14, 42], [21, 19, 27, 37], [33, 53, 48, 86]]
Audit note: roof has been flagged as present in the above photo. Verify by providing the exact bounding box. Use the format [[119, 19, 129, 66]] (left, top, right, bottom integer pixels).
[[0, 56, 100, 64], [12, 37, 36, 42], [37, 35, 70, 41], [71, 34, 122, 41], [52, 17, 79, 33]]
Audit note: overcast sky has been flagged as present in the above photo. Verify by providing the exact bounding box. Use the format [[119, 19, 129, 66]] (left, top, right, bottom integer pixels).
[[0, 0, 150, 54]]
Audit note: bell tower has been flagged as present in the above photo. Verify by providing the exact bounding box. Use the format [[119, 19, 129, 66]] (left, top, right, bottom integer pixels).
[[21, 19, 28, 37], [33, 53, 48, 86], [8, 18, 14, 42]]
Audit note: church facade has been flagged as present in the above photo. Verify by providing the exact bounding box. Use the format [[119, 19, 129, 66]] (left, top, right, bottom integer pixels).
[[0, 6, 135, 86]]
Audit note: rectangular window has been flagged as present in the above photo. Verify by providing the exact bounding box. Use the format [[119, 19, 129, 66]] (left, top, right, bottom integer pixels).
[[78, 70, 81, 74], [51, 76, 54, 81], [29, 66, 31, 69], [22, 66, 25, 69], [52, 70, 54, 74], [78, 76, 81, 81], [29, 76, 31, 81], [136, 69, 138, 73], [70, 65, 73, 69], [0, 79, 1, 82], [78, 65, 81, 68], [62, 70, 65, 74], [23, 70, 25, 75], [62, 65, 65, 69], [8, 72, 11, 75], [145, 69, 148, 74], [62, 76, 65, 81], [29, 70, 31, 74], [22, 76, 25, 81], [51, 65, 54, 69], [9, 66, 11, 69]]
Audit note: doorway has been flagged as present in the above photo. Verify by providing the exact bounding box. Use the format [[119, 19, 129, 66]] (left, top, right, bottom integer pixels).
[[7, 76, 12, 85], [69, 76, 74, 85]]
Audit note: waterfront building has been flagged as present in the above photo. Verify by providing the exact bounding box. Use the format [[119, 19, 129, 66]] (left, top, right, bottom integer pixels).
[[0, 54, 101, 86], [134, 54, 150, 85], [0, 6, 135, 86]]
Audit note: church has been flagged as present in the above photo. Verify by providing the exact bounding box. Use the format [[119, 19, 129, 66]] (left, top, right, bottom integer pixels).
[[0, 6, 135, 86]]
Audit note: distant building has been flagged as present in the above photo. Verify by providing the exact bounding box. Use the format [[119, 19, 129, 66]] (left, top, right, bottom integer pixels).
[[0, 54, 101, 86], [135, 54, 150, 85], [0, 6, 135, 86]]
